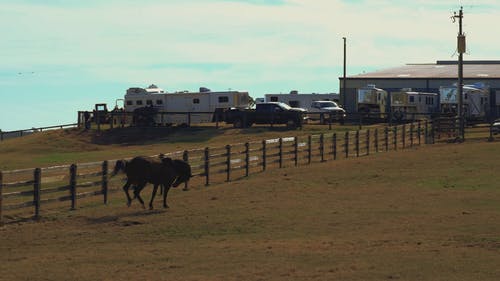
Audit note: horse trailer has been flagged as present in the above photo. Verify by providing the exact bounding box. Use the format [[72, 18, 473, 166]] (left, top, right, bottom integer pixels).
[[356, 85, 388, 116], [122, 84, 250, 125], [390, 89, 439, 121], [439, 83, 490, 121]]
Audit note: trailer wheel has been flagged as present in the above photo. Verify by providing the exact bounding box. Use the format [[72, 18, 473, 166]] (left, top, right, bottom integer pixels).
[[233, 118, 244, 128], [393, 110, 404, 122], [286, 119, 298, 129]]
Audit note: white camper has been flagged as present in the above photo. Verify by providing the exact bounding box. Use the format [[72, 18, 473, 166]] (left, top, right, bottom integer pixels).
[[439, 83, 489, 120], [265, 90, 340, 110], [123, 84, 250, 125], [390, 89, 439, 120]]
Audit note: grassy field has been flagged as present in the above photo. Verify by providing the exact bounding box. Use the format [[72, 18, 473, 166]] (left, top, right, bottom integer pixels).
[[1, 126, 500, 280], [0, 124, 359, 170]]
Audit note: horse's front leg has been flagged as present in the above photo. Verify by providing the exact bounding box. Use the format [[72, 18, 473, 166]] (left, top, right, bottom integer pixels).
[[149, 184, 160, 210], [133, 182, 147, 209], [163, 184, 173, 209], [122, 181, 133, 207]]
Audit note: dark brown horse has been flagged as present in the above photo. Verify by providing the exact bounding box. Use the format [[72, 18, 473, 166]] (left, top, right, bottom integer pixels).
[[112, 156, 192, 209]]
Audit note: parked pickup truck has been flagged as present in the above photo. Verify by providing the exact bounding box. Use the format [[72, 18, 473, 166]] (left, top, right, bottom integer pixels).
[[307, 100, 346, 124], [222, 102, 307, 128]]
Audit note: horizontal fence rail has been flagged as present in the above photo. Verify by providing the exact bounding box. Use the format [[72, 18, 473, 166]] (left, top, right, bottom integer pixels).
[[0, 124, 78, 141], [1, 119, 499, 225]]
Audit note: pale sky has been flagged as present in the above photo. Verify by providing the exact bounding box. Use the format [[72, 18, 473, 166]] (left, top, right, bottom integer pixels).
[[1, 0, 498, 131]]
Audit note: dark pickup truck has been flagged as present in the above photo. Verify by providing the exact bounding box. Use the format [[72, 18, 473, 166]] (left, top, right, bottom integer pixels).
[[221, 102, 307, 128]]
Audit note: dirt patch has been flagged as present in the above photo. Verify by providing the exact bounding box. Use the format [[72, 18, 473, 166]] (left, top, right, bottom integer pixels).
[[90, 127, 175, 145]]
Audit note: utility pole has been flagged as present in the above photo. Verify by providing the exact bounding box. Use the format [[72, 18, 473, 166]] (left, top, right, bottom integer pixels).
[[342, 37, 347, 109], [453, 6, 465, 140]]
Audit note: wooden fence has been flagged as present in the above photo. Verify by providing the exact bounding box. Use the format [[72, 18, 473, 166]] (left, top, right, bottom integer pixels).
[[0, 124, 78, 141], [1, 120, 498, 225]]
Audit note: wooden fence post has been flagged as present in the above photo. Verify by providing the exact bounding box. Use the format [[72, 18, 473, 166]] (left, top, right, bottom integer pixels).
[[77, 111, 82, 128], [183, 150, 189, 190], [345, 131, 349, 158], [402, 124, 406, 149], [333, 133, 337, 160], [245, 143, 250, 177], [366, 129, 370, 156], [425, 120, 429, 144], [110, 112, 114, 129], [385, 127, 389, 151], [488, 120, 494, 142], [69, 164, 77, 210], [262, 140, 267, 171], [431, 120, 435, 144], [34, 168, 41, 220], [96, 110, 101, 132], [355, 130, 359, 157], [0, 171, 3, 226], [226, 145, 231, 182], [294, 137, 298, 167], [410, 122, 414, 147], [102, 161, 108, 204], [393, 126, 398, 150], [307, 135, 312, 164], [204, 147, 210, 186], [418, 121, 421, 145], [374, 128, 379, 153], [279, 138, 283, 168], [320, 134, 325, 162]]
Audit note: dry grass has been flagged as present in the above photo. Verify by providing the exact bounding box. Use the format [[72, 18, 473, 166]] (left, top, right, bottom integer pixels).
[[1, 140, 500, 280], [0, 124, 358, 170]]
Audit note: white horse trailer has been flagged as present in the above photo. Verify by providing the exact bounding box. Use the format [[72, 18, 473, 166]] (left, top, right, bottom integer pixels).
[[123, 85, 250, 125], [265, 91, 339, 110], [390, 89, 439, 121], [356, 85, 388, 115], [439, 83, 490, 120]]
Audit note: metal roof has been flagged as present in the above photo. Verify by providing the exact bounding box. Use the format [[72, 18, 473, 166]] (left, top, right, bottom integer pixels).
[[347, 60, 500, 79]]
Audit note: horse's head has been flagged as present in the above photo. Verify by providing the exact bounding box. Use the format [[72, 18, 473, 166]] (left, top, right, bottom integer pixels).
[[111, 159, 127, 176], [161, 157, 173, 166], [171, 159, 192, 187]]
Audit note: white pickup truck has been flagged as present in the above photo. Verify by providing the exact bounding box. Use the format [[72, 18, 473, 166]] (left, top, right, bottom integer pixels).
[[307, 100, 346, 124], [493, 119, 500, 135]]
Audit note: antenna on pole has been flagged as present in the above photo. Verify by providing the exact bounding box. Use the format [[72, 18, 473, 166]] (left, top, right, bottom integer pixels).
[[452, 6, 465, 141]]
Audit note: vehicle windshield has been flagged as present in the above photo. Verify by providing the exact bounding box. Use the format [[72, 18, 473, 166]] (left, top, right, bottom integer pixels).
[[278, 102, 292, 110], [440, 87, 457, 102], [358, 89, 377, 103], [318, 101, 339, 108]]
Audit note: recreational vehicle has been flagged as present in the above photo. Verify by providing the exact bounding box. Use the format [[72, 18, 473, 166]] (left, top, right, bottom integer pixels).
[[390, 89, 439, 121], [122, 84, 250, 125], [439, 83, 490, 120], [356, 85, 388, 115]]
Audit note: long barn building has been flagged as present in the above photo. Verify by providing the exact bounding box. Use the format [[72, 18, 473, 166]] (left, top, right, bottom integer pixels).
[[339, 60, 500, 118]]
